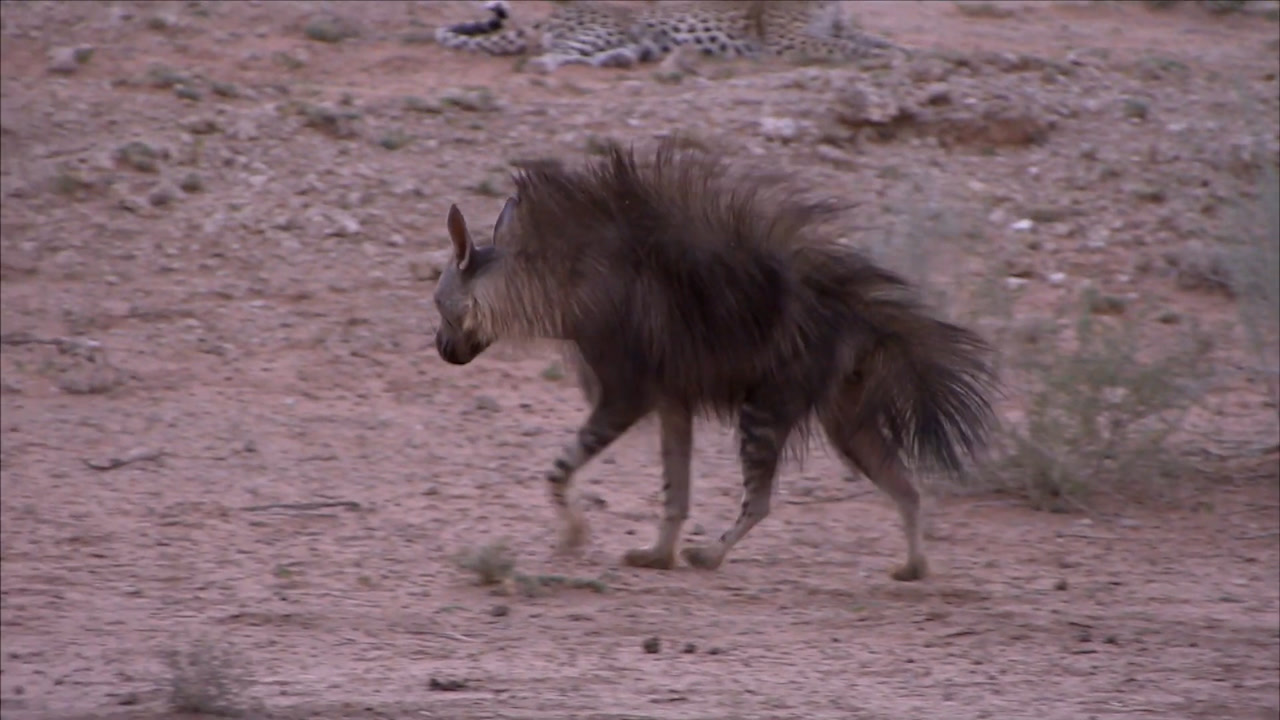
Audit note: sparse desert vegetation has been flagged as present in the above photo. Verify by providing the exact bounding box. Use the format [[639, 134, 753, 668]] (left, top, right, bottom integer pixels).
[[1, 1, 1277, 719]]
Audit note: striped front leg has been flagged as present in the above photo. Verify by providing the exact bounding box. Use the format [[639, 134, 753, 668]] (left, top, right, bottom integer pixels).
[[546, 397, 648, 552]]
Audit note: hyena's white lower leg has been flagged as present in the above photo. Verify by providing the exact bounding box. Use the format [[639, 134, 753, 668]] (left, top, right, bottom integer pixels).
[[829, 424, 929, 581], [546, 401, 646, 552], [623, 405, 693, 570], [682, 403, 784, 571]]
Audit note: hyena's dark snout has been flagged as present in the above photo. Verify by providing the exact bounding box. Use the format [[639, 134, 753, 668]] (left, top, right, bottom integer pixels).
[[435, 328, 489, 365]]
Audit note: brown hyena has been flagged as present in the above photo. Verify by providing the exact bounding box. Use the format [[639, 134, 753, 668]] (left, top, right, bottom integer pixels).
[[433, 139, 997, 581]]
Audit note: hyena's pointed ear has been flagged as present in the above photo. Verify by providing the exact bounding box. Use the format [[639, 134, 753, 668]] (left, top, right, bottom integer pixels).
[[446, 203, 475, 271], [492, 195, 519, 244]]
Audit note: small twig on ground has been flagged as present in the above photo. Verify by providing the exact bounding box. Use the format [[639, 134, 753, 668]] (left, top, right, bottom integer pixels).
[[403, 626, 478, 642], [1234, 530, 1280, 540], [784, 489, 874, 505], [1055, 531, 1126, 541], [84, 448, 166, 471], [241, 501, 362, 512], [1222, 503, 1280, 516], [433, 631, 477, 643], [1, 332, 97, 351], [964, 499, 1023, 510]]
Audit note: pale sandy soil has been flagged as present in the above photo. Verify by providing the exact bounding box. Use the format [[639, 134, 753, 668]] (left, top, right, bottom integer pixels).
[[1, 2, 1278, 719]]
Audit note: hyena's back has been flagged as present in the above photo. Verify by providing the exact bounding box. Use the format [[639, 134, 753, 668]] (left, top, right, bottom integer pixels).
[[506, 144, 994, 469]]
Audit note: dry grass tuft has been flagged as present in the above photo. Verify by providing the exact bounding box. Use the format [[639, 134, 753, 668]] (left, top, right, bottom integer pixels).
[[163, 637, 255, 717]]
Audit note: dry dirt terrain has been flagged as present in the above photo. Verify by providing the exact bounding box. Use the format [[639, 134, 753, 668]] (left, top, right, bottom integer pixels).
[[2, 1, 1279, 719]]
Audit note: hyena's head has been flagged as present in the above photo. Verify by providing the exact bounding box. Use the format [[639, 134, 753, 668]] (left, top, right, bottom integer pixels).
[[432, 198, 517, 365]]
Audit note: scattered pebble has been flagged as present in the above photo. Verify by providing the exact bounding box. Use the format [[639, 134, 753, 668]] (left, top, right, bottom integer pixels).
[[48, 45, 93, 74], [428, 677, 468, 692], [642, 636, 661, 654], [759, 116, 799, 142], [304, 14, 359, 43], [115, 141, 161, 173], [179, 173, 204, 193]]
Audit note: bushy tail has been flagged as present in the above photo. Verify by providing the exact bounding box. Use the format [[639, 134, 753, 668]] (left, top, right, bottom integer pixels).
[[844, 270, 999, 474]]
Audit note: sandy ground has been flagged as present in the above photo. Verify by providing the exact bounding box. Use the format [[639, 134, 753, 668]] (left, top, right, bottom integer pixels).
[[1, 1, 1279, 718]]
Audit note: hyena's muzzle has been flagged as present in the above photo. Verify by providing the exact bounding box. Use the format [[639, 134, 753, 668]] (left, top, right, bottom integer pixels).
[[434, 320, 491, 365]]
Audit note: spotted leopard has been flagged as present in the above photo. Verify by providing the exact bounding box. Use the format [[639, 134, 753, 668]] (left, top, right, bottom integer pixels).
[[434, 1, 907, 73]]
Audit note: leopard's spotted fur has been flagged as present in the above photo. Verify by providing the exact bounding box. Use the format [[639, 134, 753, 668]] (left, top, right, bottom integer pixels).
[[435, 1, 907, 73]]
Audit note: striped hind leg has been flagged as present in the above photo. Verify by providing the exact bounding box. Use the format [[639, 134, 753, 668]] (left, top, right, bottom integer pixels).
[[623, 403, 693, 570], [681, 400, 791, 571], [823, 409, 928, 581], [546, 396, 649, 553]]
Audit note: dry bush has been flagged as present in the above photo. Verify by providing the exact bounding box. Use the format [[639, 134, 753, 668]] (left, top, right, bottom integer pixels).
[[1227, 163, 1280, 408], [453, 540, 611, 597], [873, 175, 1226, 511], [163, 637, 255, 717], [454, 540, 516, 586], [978, 290, 1217, 511]]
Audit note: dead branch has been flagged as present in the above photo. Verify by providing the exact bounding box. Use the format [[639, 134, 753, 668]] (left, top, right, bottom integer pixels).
[[1055, 531, 1126, 541], [84, 448, 166, 471], [240, 501, 362, 512], [1234, 530, 1280, 541]]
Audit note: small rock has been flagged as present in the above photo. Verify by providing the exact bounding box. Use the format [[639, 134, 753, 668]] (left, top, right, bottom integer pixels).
[[439, 87, 499, 113], [1053, 578, 1069, 591], [759, 116, 799, 142], [474, 395, 500, 412], [642, 636, 661, 654], [326, 210, 361, 237], [182, 117, 221, 135], [115, 141, 161, 173], [146, 64, 189, 89], [174, 84, 202, 102], [48, 45, 93, 74], [145, 13, 177, 31], [148, 185, 176, 207], [304, 15, 359, 43], [428, 677, 468, 692], [404, 96, 444, 114], [707, 646, 725, 655], [1087, 294, 1127, 316], [1131, 183, 1166, 204], [179, 172, 204, 193], [1010, 218, 1035, 232], [490, 604, 509, 617], [681, 642, 698, 654], [1047, 271, 1067, 286], [922, 82, 951, 105], [1120, 97, 1149, 121], [211, 81, 240, 98]]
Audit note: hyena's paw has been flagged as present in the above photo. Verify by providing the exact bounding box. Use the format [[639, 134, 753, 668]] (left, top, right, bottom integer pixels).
[[622, 546, 677, 570], [891, 556, 929, 582], [680, 544, 725, 571]]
